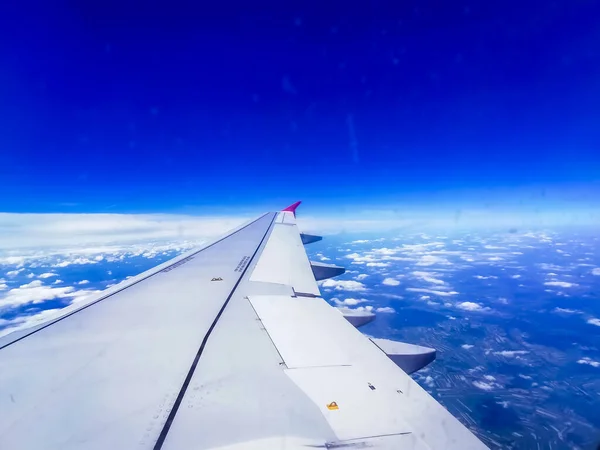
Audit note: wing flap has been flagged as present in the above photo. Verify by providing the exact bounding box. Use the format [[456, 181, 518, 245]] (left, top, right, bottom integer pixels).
[[248, 295, 358, 368], [248, 294, 487, 449]]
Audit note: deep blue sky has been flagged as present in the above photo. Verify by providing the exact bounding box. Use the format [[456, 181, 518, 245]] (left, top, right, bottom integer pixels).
[[1, 1, 599, 214]]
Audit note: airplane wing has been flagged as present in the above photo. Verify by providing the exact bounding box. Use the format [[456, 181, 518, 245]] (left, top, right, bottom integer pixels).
[[0, 203, 488, 450]]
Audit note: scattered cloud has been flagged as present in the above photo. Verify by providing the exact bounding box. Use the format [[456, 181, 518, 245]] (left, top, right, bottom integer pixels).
[[592, 268, 600, 276], [412, 271, 445, 285], [587, 318, 600, 327], [332, 297, 369, 306], [382, 278, 400, 286], [0, 308, 64, 338], [423, 376, 434, 387], [38, 272, 58, 279], [416, 255, 450, 266], [472, 381, 494, 391], [544, 281, 577, 288], [77, 280, 90, 285], [456, 302, 489, 312], [375, 307, 395, 313], [577, 357, 600, 368], [356, 274, 369, 280], [462, 344, 474, 350], [366, 262, 389, 267], [552, 307, 581, 314], [53, 258, 100, 268], [0, 280, 82, 309], [345, 253, 362, 259], [342, 306, 374, 313], [6, 269, 25, 277], [406, 288, 459, 297], [493, 350, 529, 358], [320, 279, 367, 291]]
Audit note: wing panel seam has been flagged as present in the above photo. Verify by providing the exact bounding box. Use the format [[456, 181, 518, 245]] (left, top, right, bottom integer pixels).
[[152, 212, 277, 450]]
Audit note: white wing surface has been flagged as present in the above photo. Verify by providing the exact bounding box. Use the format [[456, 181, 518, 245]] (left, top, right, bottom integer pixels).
[[0, 203, 487, 450]]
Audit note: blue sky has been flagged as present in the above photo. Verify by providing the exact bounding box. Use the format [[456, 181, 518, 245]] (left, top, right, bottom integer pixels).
[[1, 1, 599, 216]]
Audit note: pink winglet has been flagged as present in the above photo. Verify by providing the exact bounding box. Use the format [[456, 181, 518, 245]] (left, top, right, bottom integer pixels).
[[282, 201, 302, 217]]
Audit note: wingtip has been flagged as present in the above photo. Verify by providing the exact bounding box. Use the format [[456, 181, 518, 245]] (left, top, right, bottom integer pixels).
[[282, 201, 302, 216]]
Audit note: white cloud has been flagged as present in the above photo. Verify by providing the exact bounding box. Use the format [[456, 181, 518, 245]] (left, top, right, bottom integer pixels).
[[544, 281, 577, 288], [0, 256, 27, 266], [0, 213, 251, 249], [371, 247, 398, 256], [53, 258, 99, 268], [493, 350, 529, 358], [382, 278, 400, 286], [0, 308, 64, 338], [375, 307, 395, 313], [332, 298, 369, 306], [423, 376, 434, 387], [366, 262, 389, 267], [511, 274, 522, 279], [6, 268, 25, 277], [0, 280, 77, 308], [53, 279, 63, 284], [356, 274, 369, 280], [592, 268, 600, 276], [320, 279, 367, 291], [587, 318, 600, 327], [577, 357, 600, 368], [406, 288, 459, 297], [462, 344, 474, 350], [483, 375, 496, 381], [456, 302, 488, 312], [518, 374, 532, 380], [552, 307, 581, 314], [341, 305, 374, 313], [416, 255, 450, 266], [472, 381, 494, 391], [474, 275, 497, 280], [0, 283, 7, 291], [77, 280, 90, 285], [412, 271, 445, 285], [419, 295, 431, 300], [38, 272, 58, 279]]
